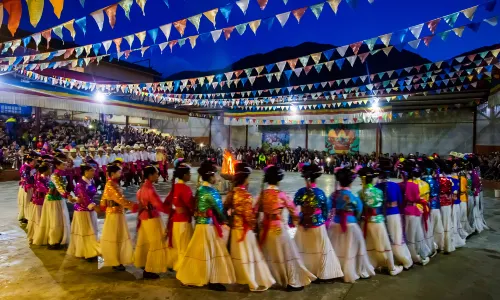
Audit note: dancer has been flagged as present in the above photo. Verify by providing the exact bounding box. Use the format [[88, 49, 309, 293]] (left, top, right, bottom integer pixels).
[[100, 164, 138, 271], [449, 161, 466, 248], [224, 162, 275, 291], [176, 160, 235, 291], [468, 155, 488, 233], [67, 163, 100, 260], [156, 146, 168, 182], [358, 167, 403, 275], [456, 159, 474, 237], [33, 158, 73, 249], [18, 155, 36, 223], [134, 166, 168, 279], [259, 165, 316, 290], [27, 163, 50, 244], [164, 159, 194, 271], [399, 161, 432, 265], [375, 167, 413, 269], [421, 159, 445, 252], [293, 163, 343, 282], [330, 167, 375, 283], [435, 159, 456, 253]]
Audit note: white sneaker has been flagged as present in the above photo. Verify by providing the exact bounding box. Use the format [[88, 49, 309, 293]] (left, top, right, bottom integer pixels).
[[389, 265, 404, 276], [360, 272, 370, 279], [421, 257, 430, 266]]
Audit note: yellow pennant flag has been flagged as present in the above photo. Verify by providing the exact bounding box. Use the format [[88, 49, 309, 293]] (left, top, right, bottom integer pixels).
[[49, 0, 64, 19], [136, 0, 147, 16], [26, 0, 44, 28], [203, 8, 218, 28], [63, 19, 76, 40]]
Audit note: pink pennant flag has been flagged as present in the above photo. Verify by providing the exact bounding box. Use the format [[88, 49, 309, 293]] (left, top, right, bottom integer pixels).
[[422, 35, 434, 46], [426, 18, 440, 34], [358, 52, 369, 63], [292, 7, 307, 23], [173, 19, 187, 37], [223, 27, 235, 40], [350, 41, 363, 55], [41, 29, 52, 49], [257, 0, 268, 10], [113, 38, 122, 53]]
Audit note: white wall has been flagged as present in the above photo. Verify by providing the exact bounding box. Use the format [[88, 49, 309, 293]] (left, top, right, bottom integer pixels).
[[211, 117, 229, 149], [151, 117, 209, 137]]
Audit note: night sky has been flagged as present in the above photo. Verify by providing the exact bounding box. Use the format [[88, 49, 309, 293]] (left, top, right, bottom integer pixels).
[[9, 0, 500, 77]]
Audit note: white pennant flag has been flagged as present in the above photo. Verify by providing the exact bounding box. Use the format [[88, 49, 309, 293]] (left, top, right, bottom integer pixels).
[[91, 10, 105, 31], [276, 12, 290, 27], [160, 23, 172, 40], [102, 40, 112, 53], [409, 24, 424, 39], [236, 0, 250, 15], [211, 30, 222, 42], [336, 45, 349, 57]]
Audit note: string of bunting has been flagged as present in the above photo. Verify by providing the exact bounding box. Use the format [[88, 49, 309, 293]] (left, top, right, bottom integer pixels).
[[0, 0, 378, 67], [0, 0, 169, 37], [16, 42, 500, 108]]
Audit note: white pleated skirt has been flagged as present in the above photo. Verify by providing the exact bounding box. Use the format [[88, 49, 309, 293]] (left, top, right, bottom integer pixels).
[[452, 204, 466, 247], [27, 203, 43, 244], [17, 187, 32, 221], [176, 224, 236, 286], [364, 222, 396, 271], [423, 214, 437, 254], [430, 209, 444, 251], [386, 214, 413, 269], [134, 217, 169, 274], [472, 195, 488, 233], [101, 213, 133, 267], [405, 215, 431, 263], [328, 223, 375, 283], [459, 202, 474, 236], [166, 222, 194, 271], [33, 200, 71, 246], [230, 228, 276, 291], [440, 206, 456, 253], [295, 225, 343, 280], [67, 211, 100, 259], [261, 224, 316, 287]]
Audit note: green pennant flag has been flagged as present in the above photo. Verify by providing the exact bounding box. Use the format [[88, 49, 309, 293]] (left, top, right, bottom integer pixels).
[[310, 3, 324, 19], [443, 12, 459, 27]]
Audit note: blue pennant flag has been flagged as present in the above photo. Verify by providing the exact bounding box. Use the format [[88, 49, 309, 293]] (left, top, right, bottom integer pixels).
[[300, 120, 305, 124], [323, 49, 334, 61], [240, 77, 248, 86], [335, 58, 345, 69], [284, 70, 293, 79], [467, 22, 481, 32], [200, 33, 211, 41], [148, 28, 159, 44], [75, 17, 87, 36], [395, 69, 403, 76], [215, 74, 224, 81], [314, 83, 320, 89], [484, 0, 496, 12], [220, 3, 233, 22], [263, 17, 275, 30], [163, 0, 169, 8], [174, 81, 180, 91], [265, 63, 275, 73]]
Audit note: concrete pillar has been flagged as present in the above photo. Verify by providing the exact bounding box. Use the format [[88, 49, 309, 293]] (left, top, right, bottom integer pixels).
[[245, 125, 248, 149], [209, 118, 212, 148], [305, 124, 309, 150], [473, 107, 477, 153], [376, 124, 382, 156], [34, 107, 41, 137], [125, 116, 130, 143]]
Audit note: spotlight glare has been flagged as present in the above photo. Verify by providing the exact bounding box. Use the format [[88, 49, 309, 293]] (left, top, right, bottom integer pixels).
[[95, 91, 106, 102], [290, 105, 297, 113]]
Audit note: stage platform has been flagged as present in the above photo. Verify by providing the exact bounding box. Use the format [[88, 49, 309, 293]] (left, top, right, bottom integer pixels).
[[0, 170, 499, 300]]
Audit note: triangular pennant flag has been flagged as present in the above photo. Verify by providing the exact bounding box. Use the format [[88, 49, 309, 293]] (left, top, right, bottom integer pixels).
[[346, 56, 357, 66], [276, 12, 290, 27], [52, 25, 64, 40], [91, 10, 105, 31], [364, 37, 378, 51], [335, 58, 345, 69], [452, 26, 465, 37], [236, 0, 249, 15], [124, 34, 135, 49], [379, 33, 392, 47], [346, 0, 358, 9], [443, 12, 459, 27], [223, 27, 235, 40], [336, 45, 349, 57], [467, 22, 481, 32], [257, 0, 268, 10], [409, 24, 424, 39], [104, 4, 118, 29], [41, 29, 52, 49], [422, 35, 434, 46], [236, 23, 247, 35], [350, 41, 363, 55], [148, 28, 159, 43], [119, 0, 133, 20], [438, 30, 450, 41], [4, 0, 22, 36], [26, 0, 44, 27], [292, 7, 307, 23], [310, 52, 322, 64], [136, 0, 147, 16], [310, 3, 324, 19], [220, 3, 233, 22], [92, 43, 101, 55], [135, 31, 147, 45], [49, 0, 64, 18], [484, 16, 498, 26], [358, 52, 370, 63], [113, 38, 122, 53], [102, 40, 112, 53], [408, 39, 421, 49], [188, 14, 202, 32], [173, 19, 187, 36], [63, 20, 76, 40], [327, 0, 341, 14], [160, 23, 172, 40], [249, 20, 261, 34], [211, 29, 222, 42], [462, 6, 478, 21], [204, 8, 218, 28]]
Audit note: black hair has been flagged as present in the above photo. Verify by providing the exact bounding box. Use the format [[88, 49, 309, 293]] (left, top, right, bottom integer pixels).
[[112, 160, 123, 166], [198, 160, 217, 182], [335, 168, 356, 187], [107, 164, 121, 176], [80, 164, 94, 175], [301, 163, 322, 183], [24, 155, 34, 163], [264, 165, 284, 185], [55, 153, 67, 161], [53, 158, 66, 167], [173, 160, 191, 179], [233, 162, 251, 186], [37, 163, 50, 174], [357, 167, 379, 185], [143, 166, 158, 179]]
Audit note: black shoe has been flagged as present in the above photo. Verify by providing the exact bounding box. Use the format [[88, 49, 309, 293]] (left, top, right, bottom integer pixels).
[[167, 268, 175, 273], [286, 285, 304, 292], [85, 256, 98, 262], [313, 278, 334, 284], [112, 265, 126, 271], [143, 271, 160, 279], [20, 218, 28, 224], [208, 283, 226, 291]]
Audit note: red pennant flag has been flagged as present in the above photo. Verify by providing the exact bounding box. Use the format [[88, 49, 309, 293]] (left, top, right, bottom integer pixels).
[[234, 70, 243, 78], [4, 0, 22, 36], [257, 0, 268, 10], [304, 65, 313, 75], [426, 18, 441, 34], [223, 26, 235, 40], [173, 19, 187, 36], [292, 7, 308, 23], [422, 35, 434, 46], [104, 4, 118, 29], [287, 58, 298, 69], [350, 41, 363, 55], [64, 48, 75, 59], [308, 120, 313, 124]]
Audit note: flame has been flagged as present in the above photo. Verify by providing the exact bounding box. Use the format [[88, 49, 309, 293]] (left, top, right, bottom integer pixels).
[[222, 150, 236, 175]]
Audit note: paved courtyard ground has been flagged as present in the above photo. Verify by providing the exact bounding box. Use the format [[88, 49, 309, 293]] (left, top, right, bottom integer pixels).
[[1, 170, 499, 300]]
